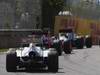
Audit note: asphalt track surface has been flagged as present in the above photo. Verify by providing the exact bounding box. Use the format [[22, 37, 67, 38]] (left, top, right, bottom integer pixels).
[[1, 46, 100, 75]]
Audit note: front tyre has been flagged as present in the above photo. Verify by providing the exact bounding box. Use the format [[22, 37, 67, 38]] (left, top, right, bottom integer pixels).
[[48, 50, 58, 72], [6, 52, 17, 72], [53, 42, 62, 56]]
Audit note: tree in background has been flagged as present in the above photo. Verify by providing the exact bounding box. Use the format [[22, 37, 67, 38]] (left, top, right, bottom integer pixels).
[[70, 0, 100, 19], [42, 0, 65, 32]]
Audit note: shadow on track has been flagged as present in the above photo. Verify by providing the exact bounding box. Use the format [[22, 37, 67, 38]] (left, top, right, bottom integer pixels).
[[13, 68, 65, 74]]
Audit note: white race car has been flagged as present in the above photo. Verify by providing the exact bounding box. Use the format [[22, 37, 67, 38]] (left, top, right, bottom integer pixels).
[[6, 33, 58, 72]]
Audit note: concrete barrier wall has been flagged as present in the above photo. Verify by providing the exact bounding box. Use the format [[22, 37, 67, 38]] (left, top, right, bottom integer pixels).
[[0, 31, 33, 48]]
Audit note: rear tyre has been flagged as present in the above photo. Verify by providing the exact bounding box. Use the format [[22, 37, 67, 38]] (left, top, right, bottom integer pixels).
[[85, 37, 92, 48], [48, 50, 58, 72], [63, 41, 72, 54], [75, 38, 84, 49], [6, 52, 17, 72]]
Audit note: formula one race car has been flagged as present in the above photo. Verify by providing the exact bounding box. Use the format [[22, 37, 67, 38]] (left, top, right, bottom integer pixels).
[[6, 31, 58, 72], [58, 29, 73, 54]]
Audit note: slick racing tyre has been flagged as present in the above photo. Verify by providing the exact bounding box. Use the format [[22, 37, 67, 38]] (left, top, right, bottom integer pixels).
[[6, 52, 17, 72], [63, 41, 72, 54], [53, 42, 62, 56], [85, 37, 92, 48], [75, 38, 84, 49], [48, 50, 58, 72]]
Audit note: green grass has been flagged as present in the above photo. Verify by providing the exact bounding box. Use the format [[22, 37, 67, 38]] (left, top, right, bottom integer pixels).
[[0, 49, 8, 52]]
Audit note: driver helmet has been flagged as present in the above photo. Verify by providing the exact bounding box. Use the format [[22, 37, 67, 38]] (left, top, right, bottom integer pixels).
[[29, 43, 35, 47]]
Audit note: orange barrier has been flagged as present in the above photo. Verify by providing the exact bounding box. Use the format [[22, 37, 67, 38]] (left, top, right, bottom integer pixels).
[[54, 16, 100, 44]]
